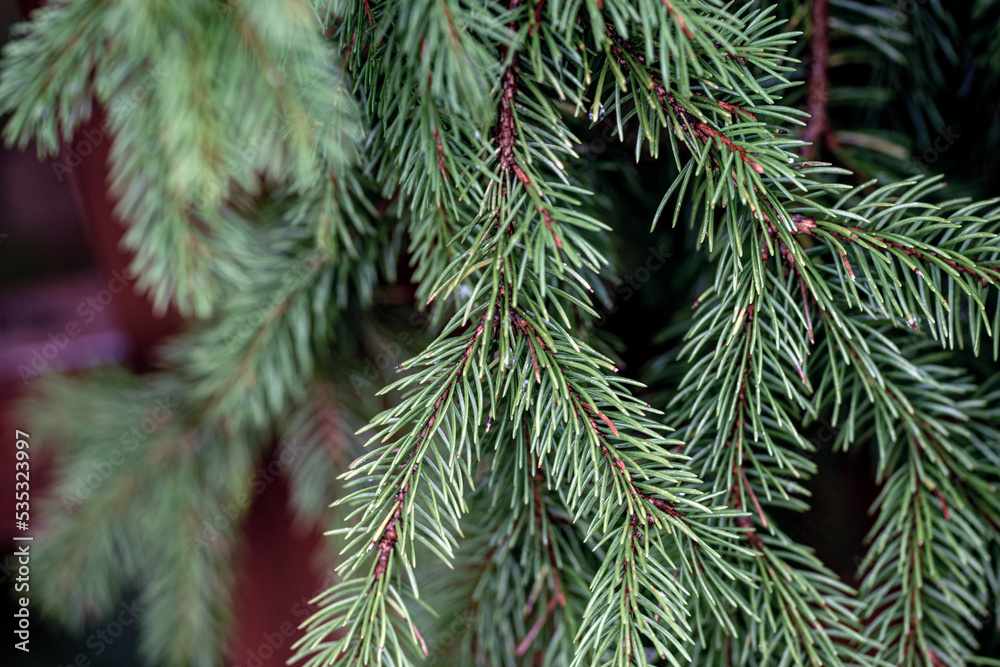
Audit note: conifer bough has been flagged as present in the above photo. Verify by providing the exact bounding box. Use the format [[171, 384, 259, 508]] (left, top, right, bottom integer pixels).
[[3, 1, 1000, 666]]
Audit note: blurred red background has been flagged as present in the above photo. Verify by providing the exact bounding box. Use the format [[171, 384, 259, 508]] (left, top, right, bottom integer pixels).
[[1, 2, 326, 665]]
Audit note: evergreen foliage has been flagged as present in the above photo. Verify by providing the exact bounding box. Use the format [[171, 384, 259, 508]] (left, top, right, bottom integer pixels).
[[3, 0, 1000, 665]]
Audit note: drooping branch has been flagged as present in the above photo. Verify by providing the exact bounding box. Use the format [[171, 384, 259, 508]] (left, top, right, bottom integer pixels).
[[721, 303, 772, 541], [606, 25, 766, 175], [494, 14, 521, 195], [514, 463, 567, 657], [508, 306, 689, 531], [370, 311, 491, 583], [492, 0, 563, 247]]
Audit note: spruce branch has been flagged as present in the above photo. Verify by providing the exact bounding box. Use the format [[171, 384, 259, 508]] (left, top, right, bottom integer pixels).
[[668, 249, 875, 665], [6, 1, 1000, 665], [298, 5, 748, 665], [22, 371, 258, 667], [0, 1, 104, 155], [157, 215, 389, 439], [0, 0, 365, 316], [282, 382, 368, 532], [775, 177, 1000, 353], [821, 339, 1000, 664], [441, 442, 593, 666]]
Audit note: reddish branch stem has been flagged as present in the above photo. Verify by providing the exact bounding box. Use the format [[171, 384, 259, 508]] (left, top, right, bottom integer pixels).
[[606, 26, 764, 174], [713, 301, 770, 549], [762, 214, 817, 346], [434, 127, 450, 180], [372, 314, 489, 581], [492, 0, 562, 247], [800, 0, 832, 159], [789, 214, 998, 286], [515, 467, 567, 657], [662, 0, 694, 39], [515, 593, 563, 655], [510, 303, 682, 531]]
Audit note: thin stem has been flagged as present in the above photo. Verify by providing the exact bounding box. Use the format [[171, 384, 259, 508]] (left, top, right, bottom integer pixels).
[[800, 0, 832, 160], [606, 25, 766, 174]]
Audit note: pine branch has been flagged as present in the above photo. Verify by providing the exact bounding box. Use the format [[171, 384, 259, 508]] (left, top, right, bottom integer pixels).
[[1, 0, 365, 316], [826, 340, 1000, 664], [281, 382, 367, 531], [668, 248, 876, 665], [424, 442, 594, 666], [161, 225, 377, 437], [7, 2, 1000, 666], [297, 5, 748, 665], [22, 371, 258, 667], [0, 1, 107, 155]]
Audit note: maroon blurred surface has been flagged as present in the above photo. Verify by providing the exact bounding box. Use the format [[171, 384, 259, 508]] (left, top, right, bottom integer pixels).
[[228, 474, 326, 667], [1, 85, 326, 664], [64, 113, 185, 368]]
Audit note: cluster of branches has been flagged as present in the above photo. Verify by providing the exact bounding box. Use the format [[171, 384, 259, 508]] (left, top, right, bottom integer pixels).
[[2, 1, 1000, 666]]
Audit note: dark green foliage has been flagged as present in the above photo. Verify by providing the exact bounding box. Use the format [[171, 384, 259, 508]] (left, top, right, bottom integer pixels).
[[4, 1, 1000, 666]]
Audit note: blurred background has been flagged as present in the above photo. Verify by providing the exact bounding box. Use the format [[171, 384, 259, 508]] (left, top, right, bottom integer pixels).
[[0, 0, 164, 660], [0, 0, 326, 663]]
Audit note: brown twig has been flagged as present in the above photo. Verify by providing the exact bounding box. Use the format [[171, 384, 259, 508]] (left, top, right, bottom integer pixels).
[[761, 213, 818, 345], [509, 304, 677, 525], [434, 127, 450, 180], [313, 383, 343, 459], [515, 593, 563, 656], [662, 0, 695, 39], [800, 0, 833, 159], [491, 0, 562, 247], [790, 215, 1000, 286], [515, 465, 567, 657], [372, 312, 490, 582], [606, 25, 765, 175]]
